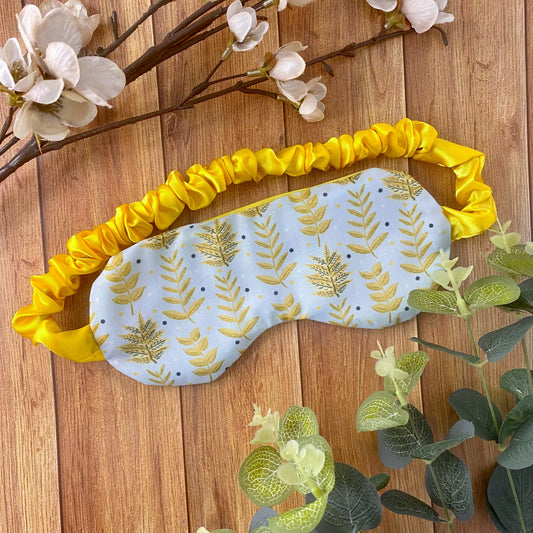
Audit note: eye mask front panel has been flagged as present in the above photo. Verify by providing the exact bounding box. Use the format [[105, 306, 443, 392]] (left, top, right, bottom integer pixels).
[[90, 168, 451, 385]]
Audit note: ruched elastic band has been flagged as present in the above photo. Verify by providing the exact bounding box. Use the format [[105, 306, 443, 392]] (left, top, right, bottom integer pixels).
[[12, 118, 497, 363]]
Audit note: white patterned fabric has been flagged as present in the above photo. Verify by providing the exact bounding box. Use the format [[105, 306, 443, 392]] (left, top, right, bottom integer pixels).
[[90, 168, 451, 385]]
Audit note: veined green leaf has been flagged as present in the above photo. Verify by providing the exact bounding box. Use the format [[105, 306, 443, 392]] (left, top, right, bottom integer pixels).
[[425, 451, 474, 521], [384, 350, 428, 396], [268, 494, 327, 533], [356, 392, 409, 432], [249, 508, 277, 533], [448, 388, 502, 441], [407, 289, 458, 314], [479, 316, 533, 362], [381, 490, 444, 522], [500, 369, 533, 400], [464, 276, 520, 310], [498, 416, 533, 469], [499, 395, 533, 444], [369, 472, 390, 491], [410, 337, 480, 365], [238, 446, 292, 507], [279, 406, 319, 445]]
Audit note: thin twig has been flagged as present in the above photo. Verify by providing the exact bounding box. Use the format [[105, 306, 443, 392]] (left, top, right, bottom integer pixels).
[[238, 87, 278, 100], [0, 136, 20, 158], [110, 10, 119, 41], [165, 0, 227, 40], [0, 107, 14, 144]]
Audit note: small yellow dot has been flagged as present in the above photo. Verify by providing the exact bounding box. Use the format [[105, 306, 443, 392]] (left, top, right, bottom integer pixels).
[[367, 320, 372, 324], [278, 203, 283, 208], [247, 252, 251, 257], [290, 280, 294, 285], [207, 326, 211, 331], [133, 372, 138, 376], [103, 350, 107, 354], [153, 309, 157, 314], [403, 202, 408, 207], [181, 243, 185, 248], [389, 241, 394, 245], [149, 269, 154, 275], [206, 306, 211, 310], [442, 230, 446, 235], [336, 203, 340, 208], [368, 177, 373, 182], [316, 306, 321, 310], [259, 295, 263, 299], [338, 242, 342, 247], [307, 243, 311, 247], [119, 312, 123, 317], [389, 261, 394, 266], [217, 269, 222, 273]]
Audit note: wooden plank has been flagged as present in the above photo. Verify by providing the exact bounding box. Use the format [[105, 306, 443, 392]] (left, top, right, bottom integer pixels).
[[151, 1, 303, 530], [279, 3, 432, 532], [404, 1, 530, 531], [31, 1, 187, 530]]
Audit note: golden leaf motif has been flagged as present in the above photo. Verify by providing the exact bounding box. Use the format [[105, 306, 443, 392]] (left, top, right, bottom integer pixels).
[[271, 293, 307, 322], [306, 245, 352, 298], [147, 364, 175, 386], [336, 170, 365, 185], [194, 219, 240, 267], [289, 188, 332, 247], [329, 298, 357, 327], [346, 185, 388, 258], [176, 327, 224, 382], [398, 206, 439, 276], [89, 312, 109, 347], [160, 250, 204, 322], [359, 262, 402, 323], [239, 203, 270, 218], [254, 216, 297, 287], [105, 254, 146, 315], [119, 312, 168, 364], [381, 171, 423, 201], [214, 270, 260, 339], [141, 229, 180, 250]]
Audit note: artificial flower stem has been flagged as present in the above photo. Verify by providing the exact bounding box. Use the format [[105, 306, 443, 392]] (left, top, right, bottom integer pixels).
[[521, 338, 533, 395], [0, 107, 15, 144], [505, 467, 528, 533], [0, 136, 20, 159]]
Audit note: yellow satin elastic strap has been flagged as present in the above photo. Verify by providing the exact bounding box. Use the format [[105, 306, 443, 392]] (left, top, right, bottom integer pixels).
[[12, 119, 497, 363]]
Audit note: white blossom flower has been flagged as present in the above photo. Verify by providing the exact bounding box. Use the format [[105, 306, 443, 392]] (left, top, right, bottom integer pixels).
[[277, 0, 315, 11], [370, 344, 409, 380], [276, 440, 325, 485], [278, 76, 327, 122], [249, 405, 280, 444], [0, 38, 39, 94], [13, 91, 97, 141], [227, 0, 269, 52], [269, 41, 307, 81], [366, 0, 454, 33]]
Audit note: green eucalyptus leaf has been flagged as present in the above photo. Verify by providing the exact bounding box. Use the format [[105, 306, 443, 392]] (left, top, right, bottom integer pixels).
[[249, 508, 277, 533], [292, 435, 335, 496], [378, 404, 433, 469], [463, 276, 520, 310], [486, 498, 509, 533], [500, 369, 533, 400], [407, 289, 458, 314], [410, 336, 480, 365], [501, 253, 533, 277], [487, 464, 533, 532], [312, 463, 382, 533], [478, 316, 533, 363], [498, 416, 533, 469], [268, 494, 327, 533], [499, 396, 533, 444], [425, 451, 474, 521], [448, 388, 502, 441], [384, 351, 429, 396], [279, 406, 319, 445], [410, 420, 474, 462], [356, 392, 409, 432], [369, 472, 390, 491], [487, 245, 530, 275], [238, 446, 292, 507], [381, 490, 445, 522]]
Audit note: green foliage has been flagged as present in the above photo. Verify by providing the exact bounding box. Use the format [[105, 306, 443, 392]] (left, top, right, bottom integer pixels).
[[410, 336, 480, 365], [383, 350, 428, 396], [407, 289, 458, 314], [498, 416, 533, 470], [499, 395, 533, 445], [449, 388, 502, 441], [487, 465, 533, 532], [356, 391, 409, 432], [425, 451, 474, 521], [369, 472, 390, 491], [381, 490, 445, 522], [500, 369, 533, 401], [278, 406, 319, 445], [479, 316, 533, 362], [268, 495, 328, 533]]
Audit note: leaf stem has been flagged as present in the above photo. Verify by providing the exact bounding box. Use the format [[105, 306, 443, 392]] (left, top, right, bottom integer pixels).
[[521, 338, 533, 395], [505, 467, 528, 533], [0, 107, 14, 144]]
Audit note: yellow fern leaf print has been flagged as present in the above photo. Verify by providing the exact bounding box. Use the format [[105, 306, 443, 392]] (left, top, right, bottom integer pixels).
[[398, 206, 439, 276], [89, 312, 109, 347], [104, 252, 145, 315], [271, 293, 308, 322], [346, 185, 388, 258], [214, 271, 259, 339], [147, 364, 175, 386], [239, 203, 270, 218], [176, 327, 224, 382], [288, 188, 332, 246], [359, 262, 402, 323], [381, 170, 423, 200], [140, 228, 180, 250], [254, 216, 297, 287], [306, 245, 352, 298], [329, 298, 356, 327], [194, 219, 240, 267], [119, 312, 168, 364], [160, 250, 204, 322]]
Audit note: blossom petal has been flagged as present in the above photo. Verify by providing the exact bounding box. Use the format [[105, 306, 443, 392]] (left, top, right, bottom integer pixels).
[[228, 11, 254, 42], [17, 5, 42, 56], [248, 20, 269, 42], [65, 0, 89, 18], [278, 0, 288, 10], [277, 41, 308, 54], [301, 100, 324, 122], [36, 8, 83, 55], [4, 38, 25, 67], [277, 79, 308, 103], [288, 0, 315, 5], [76, 56, 125, 103], [434, 0, 448, 9], [226, 0, 243, 21], [13, 102, 34, 139], [0, 59, 15, 89], [31, 109, 70, 140], [366, 0, 398, 12], [435, 11, 454, 24], [44, 42, 80, 87], [270, 51, 306, 81], [13, 70, 39, 93], [299, 93, 318, 115], [23, 78, 64, 104], [56, 96, 97, 127], [307, 77, 327, 100], [401, 0, 439, 33]]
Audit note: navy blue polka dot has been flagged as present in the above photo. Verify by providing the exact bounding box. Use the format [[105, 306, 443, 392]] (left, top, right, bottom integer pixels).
[[274, 291, 278, 296], [404, 306, 409, 311], [323, 192, 328, 197], [136, 259, 141, 264], [162, 321, 167, 325], [100, 319, 105, 324], [378, 188, 383, 193], [241, 235, 246, 239], [416, 276, 421, 281], [176, 371, 181, 376], [235, 340, 240, 345], [347, 254, 352, 259], [356, 306, 361, 311], [385, 222, 390, 227], [245, 288, 250, 292], [191, 253, 196, 258], [201, 287, 205, 292], [289, 248, 294, 252], [189, 225, 194, 229], [429, 223, 434, 228]]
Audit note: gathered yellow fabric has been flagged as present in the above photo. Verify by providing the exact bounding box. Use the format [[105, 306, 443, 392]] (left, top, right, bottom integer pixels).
[[12, 118, 497, 363]]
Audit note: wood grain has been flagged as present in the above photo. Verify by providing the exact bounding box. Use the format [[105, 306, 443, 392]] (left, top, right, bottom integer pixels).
[[0, 0, 531, 531]]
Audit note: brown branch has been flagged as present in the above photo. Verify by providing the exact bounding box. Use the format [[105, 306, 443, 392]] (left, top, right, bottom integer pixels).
[[0, 107, 14, 144]]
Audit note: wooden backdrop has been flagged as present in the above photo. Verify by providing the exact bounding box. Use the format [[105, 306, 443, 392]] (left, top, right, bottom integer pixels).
[[1, 0, 531, 531]]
